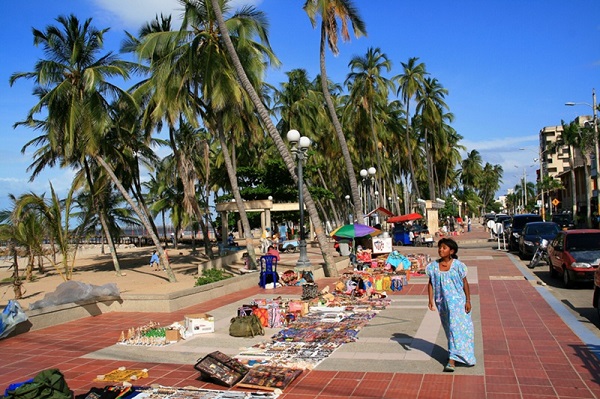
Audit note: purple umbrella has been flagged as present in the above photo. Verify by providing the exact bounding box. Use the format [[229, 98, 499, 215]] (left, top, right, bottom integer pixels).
[[330, 223, 381, 239]]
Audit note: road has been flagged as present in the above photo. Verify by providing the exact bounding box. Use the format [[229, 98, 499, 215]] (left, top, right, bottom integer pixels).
[[513, 251, 600, 339]]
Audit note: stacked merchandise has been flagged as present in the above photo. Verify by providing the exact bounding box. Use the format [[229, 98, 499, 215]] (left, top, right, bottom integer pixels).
[[116, 321, 185, 347], [335, 269, 408, 297], [405, 253, 431, 274]]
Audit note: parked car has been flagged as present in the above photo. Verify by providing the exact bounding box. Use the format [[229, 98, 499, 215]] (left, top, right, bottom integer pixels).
[[517, 222, 560, 259], [551, 213, 575, 230], [594, 262, 600, 318], [548, 229, 600, 288], [494, 214, 511, 224], [507, 214, 543, 252]]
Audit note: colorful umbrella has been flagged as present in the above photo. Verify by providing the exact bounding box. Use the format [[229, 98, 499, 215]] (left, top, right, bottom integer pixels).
[[330, 223, 381, 239], [387, 212, 423, 224]]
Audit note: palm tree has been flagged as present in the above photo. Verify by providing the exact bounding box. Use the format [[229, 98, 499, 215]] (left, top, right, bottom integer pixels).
[[180, 0, 281, 267], [15, 185, 82, 281], [416, 77, 448, 200], [478, 163, 503, 214], [396, 57, 427, 200], [344, 47, 394, 191], [274, 69, 323, 139], [124, 12, 216, 258], [209, 0, 338, 276], [303, 0, 366, 222], [562, 119, 596, 227], [0, 195, 48, 298], [10, 14, 178, 281], [460, 150, 483, 215]]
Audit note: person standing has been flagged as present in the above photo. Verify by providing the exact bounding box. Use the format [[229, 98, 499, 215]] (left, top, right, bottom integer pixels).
[[260, 227, 272, 253], [149, 250, 160, 271], [279, 223, 288, 241], [426, 238, 476, 372]]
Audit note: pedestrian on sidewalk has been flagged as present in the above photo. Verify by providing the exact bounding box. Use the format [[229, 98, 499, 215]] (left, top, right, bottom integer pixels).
[[426, 237, 476, 372]]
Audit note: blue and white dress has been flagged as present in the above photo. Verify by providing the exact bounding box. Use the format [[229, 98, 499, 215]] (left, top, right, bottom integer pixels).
[[426, 259, 476, 366]]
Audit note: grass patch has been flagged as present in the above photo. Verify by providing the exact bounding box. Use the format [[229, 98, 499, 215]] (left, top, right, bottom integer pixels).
[[194, 268, 231, 287]]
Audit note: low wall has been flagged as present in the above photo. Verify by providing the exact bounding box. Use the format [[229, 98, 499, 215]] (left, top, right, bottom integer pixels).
[[19, 253, 350, 333]]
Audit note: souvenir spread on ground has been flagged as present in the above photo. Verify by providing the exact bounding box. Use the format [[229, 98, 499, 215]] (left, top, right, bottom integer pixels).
[[76, 385, 281, 398], [69, 253, 432, 396], [94, 367, 149, 382]]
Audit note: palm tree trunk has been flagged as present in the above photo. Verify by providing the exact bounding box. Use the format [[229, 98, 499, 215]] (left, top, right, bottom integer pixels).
[[583, 152, 592, 228], [99, 212, 123, 276], [424, 128, 436, 200], [318, 24, 362, 223], [405, 106, 421, 199], [216, 120, 258, 269], [83, 158, 121, 274], [209, 0, 337, 276], [10, 241, 23, 299], [25, 249, 34, 282], [168, 126, 215, 258], [95, 155, 177, 282], [317, 168, 341, 226], [568, 146, 578, 224], [161, 211, 167, 246]]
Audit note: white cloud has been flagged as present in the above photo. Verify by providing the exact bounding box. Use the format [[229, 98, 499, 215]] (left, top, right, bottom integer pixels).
[[90, 0, 263, 29], [0, 169, 78, 210], [461, 134, 538, 153]]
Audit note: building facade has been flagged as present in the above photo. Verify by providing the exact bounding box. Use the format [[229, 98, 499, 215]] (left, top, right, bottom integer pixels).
[[539, 118, 597, 226]]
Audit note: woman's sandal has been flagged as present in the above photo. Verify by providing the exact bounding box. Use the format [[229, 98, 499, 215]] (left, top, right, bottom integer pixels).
[[444, 363, 455, 372]]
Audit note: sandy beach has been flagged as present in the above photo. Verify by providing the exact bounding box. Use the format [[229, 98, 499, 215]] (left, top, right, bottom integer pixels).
[[0, 244, 215, 310]]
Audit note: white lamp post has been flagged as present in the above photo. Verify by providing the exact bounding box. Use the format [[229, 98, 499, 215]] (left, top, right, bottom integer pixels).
[[359, 169, 368, 223], [566, 88, 600, 226], [286, 129, 311, 270], [345, 195, 353, 224], [363, 167, 376, 225], [520, 147, 551, 219]]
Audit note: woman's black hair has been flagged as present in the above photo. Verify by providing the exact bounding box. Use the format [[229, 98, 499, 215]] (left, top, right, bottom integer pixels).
[[437, 237, 459, 259]]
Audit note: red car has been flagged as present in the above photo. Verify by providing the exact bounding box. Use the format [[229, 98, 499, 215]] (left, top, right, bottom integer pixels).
[[547, 229, 600, 288]]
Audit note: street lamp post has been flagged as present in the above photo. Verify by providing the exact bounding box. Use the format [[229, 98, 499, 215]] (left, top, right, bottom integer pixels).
[[286, 129, 311, 270], [520, 147, 549, 219], [566, 89, 600, 226], [345, 195, 353, 224], [359, 167, 376, 225], [359, 169, 368, 223]]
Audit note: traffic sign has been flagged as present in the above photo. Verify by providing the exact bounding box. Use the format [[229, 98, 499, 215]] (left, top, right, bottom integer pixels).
[[552, 198, 560, 206]]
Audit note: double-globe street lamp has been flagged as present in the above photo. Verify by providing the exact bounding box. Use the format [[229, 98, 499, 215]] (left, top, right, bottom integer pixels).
[[359, 167, 376, 225], [286, 129, 311, 270], [566, 89, 600, 224]]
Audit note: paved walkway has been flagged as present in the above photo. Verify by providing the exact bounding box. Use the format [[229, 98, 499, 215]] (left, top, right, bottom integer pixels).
[[1, 225, 600, 398]]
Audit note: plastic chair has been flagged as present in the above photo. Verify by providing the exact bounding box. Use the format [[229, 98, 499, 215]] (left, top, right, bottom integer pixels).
[[259, 255, 278, 288]]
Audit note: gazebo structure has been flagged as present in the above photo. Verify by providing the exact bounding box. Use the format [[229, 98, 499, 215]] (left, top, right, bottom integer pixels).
[[215, 199, 312, 246]]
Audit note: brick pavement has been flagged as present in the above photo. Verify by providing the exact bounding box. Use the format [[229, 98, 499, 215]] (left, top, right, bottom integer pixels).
[[1, 223, 599, 398]]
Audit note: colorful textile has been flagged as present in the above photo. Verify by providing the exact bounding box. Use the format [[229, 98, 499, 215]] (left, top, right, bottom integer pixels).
[[385, 251, 411, 270], [425, 259, 476, 366], [95, 368, 148, 382]]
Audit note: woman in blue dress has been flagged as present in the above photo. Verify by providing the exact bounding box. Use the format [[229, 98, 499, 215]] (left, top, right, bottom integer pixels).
[[426, 237, 475, 372]]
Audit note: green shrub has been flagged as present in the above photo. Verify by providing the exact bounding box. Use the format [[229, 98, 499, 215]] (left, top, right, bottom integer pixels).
[[194, 268, 230, 286]]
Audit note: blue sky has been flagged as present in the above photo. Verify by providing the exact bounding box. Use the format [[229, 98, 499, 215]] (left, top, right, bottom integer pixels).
[[1, 0, 599, 211]]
